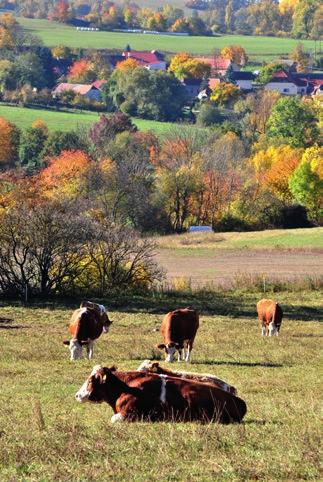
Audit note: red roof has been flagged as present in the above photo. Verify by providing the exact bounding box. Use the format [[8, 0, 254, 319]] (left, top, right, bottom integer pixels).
[[91, 80, 107, 89], [208, 78, 221, 89], [269, 70, 307, 87], [195, 56, 231, 72], [123, 50, 163, 66], [52, 83, 98, 95]]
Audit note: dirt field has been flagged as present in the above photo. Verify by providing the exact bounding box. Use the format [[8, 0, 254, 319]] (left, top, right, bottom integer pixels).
[[156, 248, 323, 288]]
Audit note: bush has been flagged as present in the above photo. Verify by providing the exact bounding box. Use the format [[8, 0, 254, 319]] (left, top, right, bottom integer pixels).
[[196, 102, 223, 127]]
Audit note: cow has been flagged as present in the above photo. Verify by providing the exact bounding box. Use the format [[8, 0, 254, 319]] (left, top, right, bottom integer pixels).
[[257, 298, 283, 336], [157, 308, 199, 362], [63, 301, 112, 360], [137, 360, 237, 395], [75, 365, 247, 424]]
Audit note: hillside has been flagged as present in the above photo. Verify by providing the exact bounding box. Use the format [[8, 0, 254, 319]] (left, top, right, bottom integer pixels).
[[18, 17, 317, 60]]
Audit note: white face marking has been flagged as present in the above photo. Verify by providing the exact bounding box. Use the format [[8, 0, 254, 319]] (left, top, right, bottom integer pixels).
[[69, 339, 82, 360], [75, 365, 103, 402], [111, 413, 124, 423], [165, 344, 176, 362], [159, 374, 167, 404], [79, 307, 87, 315], [98, 304, 106, 315]]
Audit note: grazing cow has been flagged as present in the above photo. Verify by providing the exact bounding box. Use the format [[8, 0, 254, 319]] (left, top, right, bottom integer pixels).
[[75, 365, 247, 424], [257, 298, 283, 336], [63, 302, 112, 360], [137, 360, 237, 395], [157, 308, 199, 362]]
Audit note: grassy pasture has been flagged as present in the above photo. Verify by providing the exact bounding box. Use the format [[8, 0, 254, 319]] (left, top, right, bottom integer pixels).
[[0, 288, 322, 480], [18, 17, 317, 59], [0, 105, 177, 134]]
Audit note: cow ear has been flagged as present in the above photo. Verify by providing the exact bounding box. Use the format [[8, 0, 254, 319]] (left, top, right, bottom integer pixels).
[[63, 340, 70, 345], [108, 365, 117, 372], [156, 343, 165, 350]]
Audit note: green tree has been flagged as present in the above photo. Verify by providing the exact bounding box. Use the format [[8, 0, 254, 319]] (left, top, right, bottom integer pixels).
[[258, 63, 286, 84], [292, 0, 319, 38], [19, 126, 48, 172], [290, 42, 312, 72], [41, 130, 88, 158], [266, 97, 319, 148], [289, 158, 323, 220]]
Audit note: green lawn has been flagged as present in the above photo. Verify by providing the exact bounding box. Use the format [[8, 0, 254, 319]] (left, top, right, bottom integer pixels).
[[0, 289, 321, 480], [18, 17, 317, 59], [0, 105, 178, 134]]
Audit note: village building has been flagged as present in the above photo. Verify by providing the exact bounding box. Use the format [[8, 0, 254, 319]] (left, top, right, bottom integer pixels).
[[122, 47, 166, 70], [52, 82, 104, 101]]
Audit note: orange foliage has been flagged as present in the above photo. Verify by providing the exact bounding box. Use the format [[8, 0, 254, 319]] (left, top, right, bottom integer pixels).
[[39, 150, 92, 198], [0, 117, 19, 168], [116, 58, 140, 70], [68, 59, 92, 82], [31, 119, 48, 135]]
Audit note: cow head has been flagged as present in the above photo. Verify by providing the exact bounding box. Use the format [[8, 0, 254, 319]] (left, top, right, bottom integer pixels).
[[157, 342, 180, 362], [75, 365, 116, 403], [102, 312, 113, 333], [63, 339, 88, 360]]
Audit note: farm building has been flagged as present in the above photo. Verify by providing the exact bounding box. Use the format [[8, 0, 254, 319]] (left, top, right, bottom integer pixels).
[[265, 70, 308, 95], [52, 83, 103, 101], [230, 71, 256, 90], [122, 47, 166, 70], [194, 56, 240, 77]]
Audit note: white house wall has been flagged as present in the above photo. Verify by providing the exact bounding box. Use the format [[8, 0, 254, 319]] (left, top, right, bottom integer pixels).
[[265, 82, 298, 95]]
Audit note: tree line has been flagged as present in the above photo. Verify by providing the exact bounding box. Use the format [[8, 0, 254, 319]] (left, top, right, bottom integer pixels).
[[5, 0, 322, 39]]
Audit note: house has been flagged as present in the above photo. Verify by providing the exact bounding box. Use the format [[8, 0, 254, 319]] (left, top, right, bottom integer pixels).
[[181, 78, 202, 98], [194, 56, 240, 77], [230, 71, 255, 90], [264, 70, 308, 96], [197, 78, 221, 100], [293, 73, 323, 96], [52, 83, 102, 101], [122, 47, 166, 70]]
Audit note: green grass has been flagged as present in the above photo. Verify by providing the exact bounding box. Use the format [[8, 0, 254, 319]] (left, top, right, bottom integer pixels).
[[156, 227, 323, 252], [0, 105, 178, 133], [0, 288, 321, 480], [18, 17, 317, 59]]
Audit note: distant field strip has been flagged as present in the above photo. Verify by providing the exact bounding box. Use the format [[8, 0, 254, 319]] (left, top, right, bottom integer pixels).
[[0, 105, 177, 133], [155, 228, 323, 288], [18, 17, 317, 58]]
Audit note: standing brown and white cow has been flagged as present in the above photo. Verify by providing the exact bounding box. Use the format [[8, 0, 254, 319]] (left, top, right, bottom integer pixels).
[[63, 301, 112, 360], [257, 298, 283, 336], [157, 308, 199, 362], [75, 365, 247, 424]]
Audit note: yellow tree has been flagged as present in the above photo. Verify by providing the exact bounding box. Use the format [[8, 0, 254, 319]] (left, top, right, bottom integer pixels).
[[168, 53, 210, 80], [221, 45, 249, 66], [0, 117, 20, 169], [116, 58, 140, 71]]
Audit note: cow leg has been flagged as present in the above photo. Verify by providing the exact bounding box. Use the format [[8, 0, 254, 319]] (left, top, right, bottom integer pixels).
[[185, 344, 191, 362], [268, 322, 276, 337], [111, 413, 125, 423], [87, 340, 94, 359], [261, 325, 266, 336], [177, 349, 183, 362]]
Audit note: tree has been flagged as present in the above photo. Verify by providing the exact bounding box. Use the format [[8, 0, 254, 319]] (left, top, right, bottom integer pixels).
[[41, 130, 88, 158], [266, 97, 319, 148], [19, 126, 48, 172], [210, 82, 240, 106], [50, 0, 71, 23], [290, 42, 312, 72], [11, 52, 46, 89], [115, 58, 140, 71], [196, 102, 223, 127], [258, 63, 287, 84], [289, 152, 323, 220], [68, 59, 96, 83], [225, 0, 234, 32], [39, 150, 92, 198], [168, 53, 210, 80], [0, 201, 91, 297], [0, 117, 20, 169], [292, 0, 319, 38], [51, 44, 71, 59], [221, 45, 248, 66]]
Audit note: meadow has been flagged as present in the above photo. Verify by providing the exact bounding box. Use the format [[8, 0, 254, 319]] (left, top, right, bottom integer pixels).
[[155, 227, 323, 288], [0, 105, 178, 133], [18, 17, 317, 60], [0, 288, 321, 481]]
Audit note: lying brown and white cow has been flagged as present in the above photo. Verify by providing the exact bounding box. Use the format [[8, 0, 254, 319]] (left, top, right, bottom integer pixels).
[[63, 301, 112, 360], [257, 298, 283, 336], [137, 360, 237, 396], [157, 307, 199, 362], [75, 365, 247, 424]]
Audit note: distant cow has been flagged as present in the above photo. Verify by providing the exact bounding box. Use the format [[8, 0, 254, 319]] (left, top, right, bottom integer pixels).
[[257, 298, 283, 336], [157, 308, 199, 362], [75, 365, 247, 424], [137, 360, 237, 395], [63, 301, 112, 360]]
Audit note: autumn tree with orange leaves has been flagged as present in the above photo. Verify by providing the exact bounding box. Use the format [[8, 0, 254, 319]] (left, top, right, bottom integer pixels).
[[0, 117, 20, 169]]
